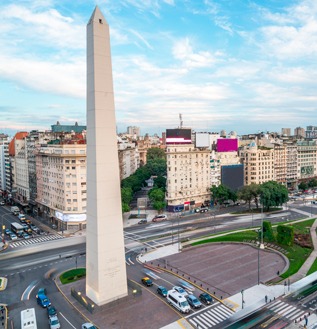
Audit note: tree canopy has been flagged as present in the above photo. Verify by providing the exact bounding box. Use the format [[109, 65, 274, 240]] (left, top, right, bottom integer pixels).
[[147, 147, 166, 161], [211, 184, 237, 205], [238, 183, 260, 209], [259, 181, 288, 211]]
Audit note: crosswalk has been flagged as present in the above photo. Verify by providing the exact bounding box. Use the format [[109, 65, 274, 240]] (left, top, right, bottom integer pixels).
[[9, 234, 64, 248], [269, 300, 309, 322], [186, 302, 235, 328]]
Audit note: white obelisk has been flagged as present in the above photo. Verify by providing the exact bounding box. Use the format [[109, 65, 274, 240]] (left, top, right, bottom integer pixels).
[[86, 6, 128, 305]]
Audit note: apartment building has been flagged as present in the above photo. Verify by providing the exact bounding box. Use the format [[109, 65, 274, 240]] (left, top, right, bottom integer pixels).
[[0, 135, 9, 195], [294, 127, 305, 138], [118, 137, 140, 180], [35, 142, 87, 231], [297, 140, 317, 180], [166, 143, 210, 212], [240, 141, 275, 185], [306, 126, 317, 139]]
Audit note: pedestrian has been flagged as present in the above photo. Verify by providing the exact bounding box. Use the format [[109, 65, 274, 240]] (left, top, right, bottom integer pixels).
[[265, 295, 268, 303]]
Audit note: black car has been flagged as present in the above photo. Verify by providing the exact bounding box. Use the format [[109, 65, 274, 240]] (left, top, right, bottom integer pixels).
[[199, 292, 213, 305], [47, 305, 57, 318], [157, 286, 168, 297], [138, 219, 147, 225]]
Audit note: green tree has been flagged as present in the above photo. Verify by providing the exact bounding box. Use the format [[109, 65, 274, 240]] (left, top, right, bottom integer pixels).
[[148, 188, 165, 202], [259, 181, 288, 211], [146, 158, 167, 176], [262, 221, 275, 242], [121, 187, 133, 205], [122, 203, 130, 213], [153, 176, 166, 191], [298, 181, 308, 191], [147, 148, 166, 161], [308, 179, 317, 188], [211, 184, 230, 205], [277, 225, 294, 246], [153, 200, 166, 212]]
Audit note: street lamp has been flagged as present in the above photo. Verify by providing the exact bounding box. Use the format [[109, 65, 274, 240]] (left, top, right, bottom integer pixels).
[[241, 289, 245, 309], [177, 213, 181, 251], [260, 203, 264, 249]]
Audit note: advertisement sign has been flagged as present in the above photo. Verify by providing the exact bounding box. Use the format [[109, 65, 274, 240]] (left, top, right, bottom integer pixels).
[[55, 211, 86, 222], [217, 138, 238, 152], [166, 129, 192, 144]]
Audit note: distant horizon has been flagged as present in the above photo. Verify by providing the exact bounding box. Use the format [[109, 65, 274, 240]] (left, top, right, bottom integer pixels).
[[1, 1, 316, 135], [1, 123, 307, 139]]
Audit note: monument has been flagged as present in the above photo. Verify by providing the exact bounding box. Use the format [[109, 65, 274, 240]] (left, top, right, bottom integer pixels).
[[86, 6, 128, 305]]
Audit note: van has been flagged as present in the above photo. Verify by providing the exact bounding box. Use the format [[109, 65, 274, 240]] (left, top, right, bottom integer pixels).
[[167, 289, 190, 314]]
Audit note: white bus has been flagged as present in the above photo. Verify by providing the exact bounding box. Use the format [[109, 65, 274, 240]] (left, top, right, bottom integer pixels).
[[167, 289, 190, 314], [21, 308, 37, 329], [11, 222, 24, 236]]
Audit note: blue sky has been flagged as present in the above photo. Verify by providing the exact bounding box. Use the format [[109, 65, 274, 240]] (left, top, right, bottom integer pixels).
[[1, 0, 316, 137]]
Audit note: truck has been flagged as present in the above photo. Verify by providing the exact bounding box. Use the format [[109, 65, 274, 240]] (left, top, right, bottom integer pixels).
[[11, 206, 20, 215]]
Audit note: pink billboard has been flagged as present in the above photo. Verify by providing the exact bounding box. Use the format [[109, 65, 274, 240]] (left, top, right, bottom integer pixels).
[[217, 138, 238, 152]]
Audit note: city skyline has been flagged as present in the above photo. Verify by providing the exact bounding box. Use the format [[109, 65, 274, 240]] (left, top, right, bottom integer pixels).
[[1, 0, 317, 136]]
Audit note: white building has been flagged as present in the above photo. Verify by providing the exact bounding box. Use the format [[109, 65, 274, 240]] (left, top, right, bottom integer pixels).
[[166, 143, 211, 212], [35, 143, 87, 231]]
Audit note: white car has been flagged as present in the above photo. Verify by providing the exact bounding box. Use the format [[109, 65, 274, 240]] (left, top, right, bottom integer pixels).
[[172, 286, 189, 298], [49, 315, 60, 329], [82, 324, 97, 329], [152, 214, 167, 222]]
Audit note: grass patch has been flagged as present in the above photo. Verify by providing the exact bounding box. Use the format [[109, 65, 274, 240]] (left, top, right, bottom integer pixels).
[[191, 218, 315, 279], [307, 258, 317, 276], [232, 207, 283, 215], [59, 268, 86, 284], [192, 230, 258, 245]]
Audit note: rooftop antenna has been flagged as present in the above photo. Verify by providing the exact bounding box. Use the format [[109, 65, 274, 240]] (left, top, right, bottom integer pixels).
[[179, 113, 183, 129]]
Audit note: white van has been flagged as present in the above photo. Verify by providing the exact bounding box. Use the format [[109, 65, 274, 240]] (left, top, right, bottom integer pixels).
[[167, 289, 190, 314]]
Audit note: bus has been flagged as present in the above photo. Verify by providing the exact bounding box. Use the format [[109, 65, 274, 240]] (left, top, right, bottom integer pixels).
[[11, 222, 24, 236], [21, 308, 37, 329]]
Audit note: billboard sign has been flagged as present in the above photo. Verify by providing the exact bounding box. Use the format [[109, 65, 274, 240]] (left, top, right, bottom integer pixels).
[[195, 133, 210, 148], [166, 129, 192, 144], [217, 138, 238, 152]]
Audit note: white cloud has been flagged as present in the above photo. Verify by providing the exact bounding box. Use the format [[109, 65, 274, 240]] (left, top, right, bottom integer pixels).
[[0, 4, 85, 51], [129, 29, 154, 50], [257, 0, 317, 59], [0, 55, 85, 98], [172, 37, 218, 69]]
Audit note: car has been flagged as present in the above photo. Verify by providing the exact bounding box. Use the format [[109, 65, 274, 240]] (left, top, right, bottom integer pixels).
[[152, 214, 167, 222], [47, 305, 57, 318], [22, 232, 30, 239], [200, 208, 208, 213], [52, 224, 57, 229], [138, 219, 147, 225], [49, 315, 60, 329], [4, 229, 11, 235], [186, 295, 202, 309], [82, 324, 97, 329], [0, 201, 5, 206], [172, 286, 188, 298], [21, 223, 29, 230], [199, 292, 213, 305], [30, 225, 40, 233], [9, 233, 17, 240], [141, 277, 153, 286], [157, 286, 168, 297], [36, 288, 51, 308]]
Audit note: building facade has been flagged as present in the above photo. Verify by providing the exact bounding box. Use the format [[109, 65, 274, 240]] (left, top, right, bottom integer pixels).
[[166, 144, 211, 212], [35, 143, 87, 231], [297, 141, 317, 181], [240, 142, 275, 185]]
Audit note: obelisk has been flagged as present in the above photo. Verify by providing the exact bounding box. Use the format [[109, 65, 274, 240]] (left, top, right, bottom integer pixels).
[[86, 6, 127, 305]]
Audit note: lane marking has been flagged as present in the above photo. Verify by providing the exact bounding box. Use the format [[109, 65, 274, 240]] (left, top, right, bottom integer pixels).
[[59, 312, 76, 329]]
